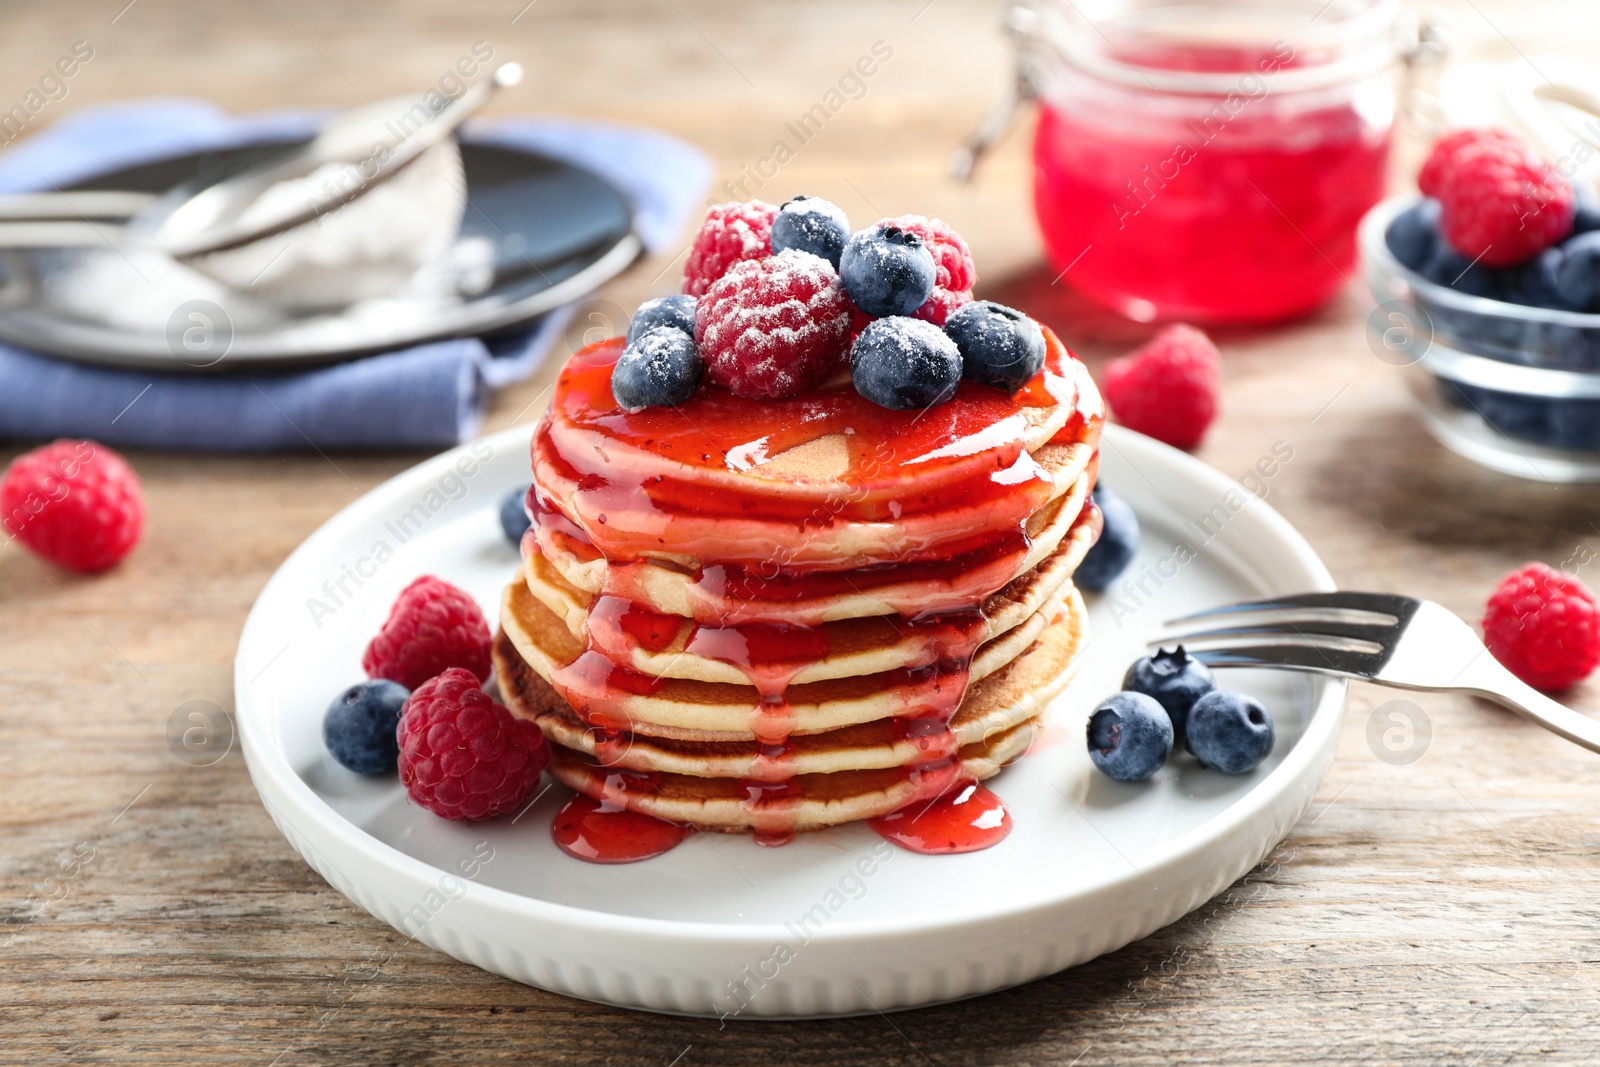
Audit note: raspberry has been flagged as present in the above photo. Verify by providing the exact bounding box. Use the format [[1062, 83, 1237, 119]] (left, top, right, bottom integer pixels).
[[397, 668, 550, 821], [1482, 563, 1600, 691], [682, 200, 778, 298], [695, 249, 852, 399], [880, 214, 976, 326], [363, 576, 492, 690], [1102, 324, 1221, 450], [1429, 130, 1574, 267], [1, 439, 144, 573], [1418, 129, 1520, 199]]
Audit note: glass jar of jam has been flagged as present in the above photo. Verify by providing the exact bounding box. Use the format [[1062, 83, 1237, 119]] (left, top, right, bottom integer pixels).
[[1008, 0, 1407, 324]]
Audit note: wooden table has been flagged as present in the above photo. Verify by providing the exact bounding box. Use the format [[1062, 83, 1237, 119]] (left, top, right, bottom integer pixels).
[[6, 1, 1600, 1062]]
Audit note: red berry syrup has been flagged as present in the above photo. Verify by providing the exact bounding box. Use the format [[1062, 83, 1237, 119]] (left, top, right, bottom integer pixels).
[[1033, 43, 1391, 324], [870, 781, 1013, 855], [551, 793, 688, 864]]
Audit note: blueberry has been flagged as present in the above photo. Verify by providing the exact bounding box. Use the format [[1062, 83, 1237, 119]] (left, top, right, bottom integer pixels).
[[1122, 646, 1215, 740], [611, 326, 702, 410], [839, 224, 936, 318], [1555, 232, 1600, 311], [944, 301, 1047, 392], [1507, 247, 1577, 310], [1386, 198, 1441, 272], [626, 294, 696, 345], [1087, 692, 1173, 782], [1548, 399, 1600, 450], [1075, 483, 1139, 592], [770, 195, 851, 269], [1448, 382, 1554, 443], [1185, 690, 1274, 774], [1572, 183, 1600, 235], [1420, 244, 1504, 299], [850, 316, 961, 410], [499, 484, 531, 545], [323, 680, 410, 774]]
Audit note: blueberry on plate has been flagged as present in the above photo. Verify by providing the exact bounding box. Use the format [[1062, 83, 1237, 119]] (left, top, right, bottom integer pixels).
[[611, 326, 703, 410], [1075, 483, 1139, 592], [1555, 231, 1600, 312], [499, 484, 532, 545], [324, 679, 411, 774], [771, 195, 851, 269], [626, 294, 696, 345], [1185, 690, 1275, 774], [1386, 198, 1441, 272], [850, 316, 961, 410], [944, 300, 1047, 392], [1087, 692, 1173, 782], [839, 224, 936, 318], [1122, 646, 1215, 740]]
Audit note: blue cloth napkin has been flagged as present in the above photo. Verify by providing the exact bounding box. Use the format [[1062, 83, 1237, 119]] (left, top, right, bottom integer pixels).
[[0, 100, 710, 451]]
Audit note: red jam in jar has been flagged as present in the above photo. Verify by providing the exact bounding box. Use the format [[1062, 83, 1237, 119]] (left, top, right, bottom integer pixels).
[[1028, 0, 1399, 324]]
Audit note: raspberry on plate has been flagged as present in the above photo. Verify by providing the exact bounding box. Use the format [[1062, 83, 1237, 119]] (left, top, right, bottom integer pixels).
[[1427, 129, 1574, 267], [695, 249, 853, 399], [682, 200, 779, 298], [363, 575, 493, 690], [1482, 562, 1600, 691], [397, 668, 551, 821], [0, 439, 144, 573], [1101, 324, 1221, 450], [879, 214, 976, 326]]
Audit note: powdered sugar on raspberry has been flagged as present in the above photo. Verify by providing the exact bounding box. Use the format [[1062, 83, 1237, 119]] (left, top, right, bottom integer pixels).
[[682, 200, 779, 297], [695, 249, 852, 399], [880, 214, 975, 325]]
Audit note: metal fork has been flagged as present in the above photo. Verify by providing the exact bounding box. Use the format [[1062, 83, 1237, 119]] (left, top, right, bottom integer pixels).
[[1153, 592, 1600, 755]]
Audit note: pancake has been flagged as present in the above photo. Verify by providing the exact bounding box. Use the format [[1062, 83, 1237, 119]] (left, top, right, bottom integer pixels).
[[543, 714, 1042, 834], [534, 430, 1098, 572], [538, 465, 1095, 626], [500, 572, 1073, 739], [494, 585, 1087, 778], [536, 330, 1098, 518], [521, 508, 1098, 686], [505, 327, 1104, 841]]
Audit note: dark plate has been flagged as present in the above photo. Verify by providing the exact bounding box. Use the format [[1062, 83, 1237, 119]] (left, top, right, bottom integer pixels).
[[0, 138, 640, 372]]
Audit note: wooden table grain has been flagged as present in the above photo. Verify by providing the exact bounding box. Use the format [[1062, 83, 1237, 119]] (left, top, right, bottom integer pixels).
[[5, 1, 1600, 1063]]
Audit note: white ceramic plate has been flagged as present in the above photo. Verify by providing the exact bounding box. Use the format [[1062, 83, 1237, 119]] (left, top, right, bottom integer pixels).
[[235, 423, 1343, 1018]]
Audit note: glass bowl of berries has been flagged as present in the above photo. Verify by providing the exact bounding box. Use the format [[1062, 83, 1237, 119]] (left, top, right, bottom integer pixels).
[[1359, 127, 1600, 482]]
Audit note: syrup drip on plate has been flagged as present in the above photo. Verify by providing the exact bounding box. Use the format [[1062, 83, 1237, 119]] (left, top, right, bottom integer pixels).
[[551, 793, 688, 864], [869, 781, 1012, 855]]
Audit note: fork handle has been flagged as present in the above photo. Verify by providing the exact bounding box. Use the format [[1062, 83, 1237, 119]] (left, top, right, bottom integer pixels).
[[1463, 658, 1600, 755]]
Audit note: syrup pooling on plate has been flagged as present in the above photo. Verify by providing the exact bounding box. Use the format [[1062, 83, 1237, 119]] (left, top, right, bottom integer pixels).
[[869, 781, 1013, 855], [552, 792, 688, 864], [528, 327, 1097, 857]]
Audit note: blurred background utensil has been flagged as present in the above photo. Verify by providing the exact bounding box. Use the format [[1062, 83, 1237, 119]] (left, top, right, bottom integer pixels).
[[0, 62, 522, 310]]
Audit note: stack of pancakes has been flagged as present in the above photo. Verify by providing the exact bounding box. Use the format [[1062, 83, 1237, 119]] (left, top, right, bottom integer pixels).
[[495, 331, 1103, 837]]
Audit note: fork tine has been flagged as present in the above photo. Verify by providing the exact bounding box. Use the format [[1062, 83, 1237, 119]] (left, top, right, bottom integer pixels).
[[1186, 642, 1385, 678], [1162, 591, 1419, 627], [1155, 618, 1398, 648]]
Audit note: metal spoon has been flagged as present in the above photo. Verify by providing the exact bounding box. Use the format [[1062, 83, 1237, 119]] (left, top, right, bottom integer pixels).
[[0, 61, 522, 255]]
